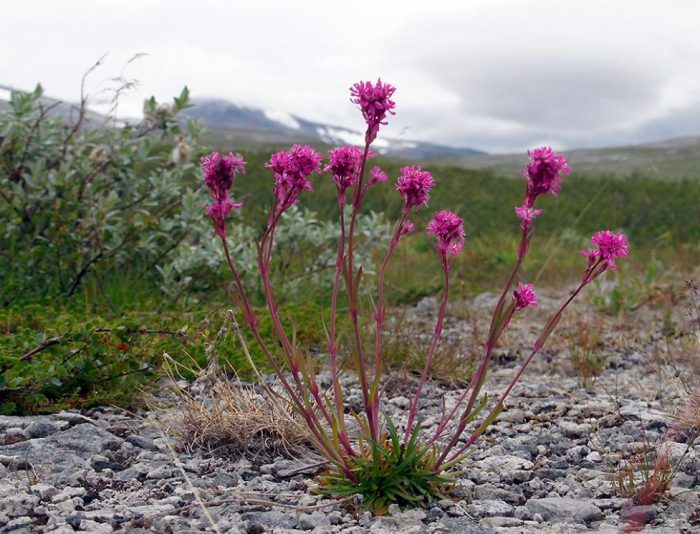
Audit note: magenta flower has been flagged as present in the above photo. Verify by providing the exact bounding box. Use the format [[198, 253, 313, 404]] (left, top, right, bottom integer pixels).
[[350, 79, 396, 144], [580, 230, 629, 272], [265, 144, 322, 210], [400, 220, 415, 236], [206, 198, 240, 238], [427, 210, 465, 259], [514, 204, 543, 226], [325, 146, 363, 200], [522, 147, 570, 204], [201, 151, 245, 237], [201, 151, 246, 196], [369, 166, 389, 187], [395, 166, 435, 211], [513, 282, 538, 311]]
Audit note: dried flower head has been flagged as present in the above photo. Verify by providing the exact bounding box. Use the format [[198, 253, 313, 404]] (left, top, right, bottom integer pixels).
[[581, 230, 629, 272], [89, 145, 108, 165], [350, 79, 396, 144], [265, 144, 322, 210], [522, 147, 570, 203], [172, 135, 191, 166], [201, 151, 246, 237], [513, 282, 538, 311], [427, 210, 465, 259], [395, 166, 435, 211]]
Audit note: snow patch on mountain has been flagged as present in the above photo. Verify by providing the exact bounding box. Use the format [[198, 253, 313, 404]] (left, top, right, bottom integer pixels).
[[264, 110, 300, 130], [316, 126, 389, 150]]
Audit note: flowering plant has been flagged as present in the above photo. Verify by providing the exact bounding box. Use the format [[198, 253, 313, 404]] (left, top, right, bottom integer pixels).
[[205, 79, 628, 513]]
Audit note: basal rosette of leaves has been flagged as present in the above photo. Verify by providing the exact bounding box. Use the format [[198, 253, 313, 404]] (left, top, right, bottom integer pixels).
[[205, 79, 630, 514]]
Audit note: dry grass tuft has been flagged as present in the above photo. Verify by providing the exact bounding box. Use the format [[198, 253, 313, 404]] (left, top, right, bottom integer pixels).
[[611, 439, 675, 506], [171, 376, 313, 461], [669, 390, 700, 443], [562, 315, 607, 388], [160, 312, 314, 462]]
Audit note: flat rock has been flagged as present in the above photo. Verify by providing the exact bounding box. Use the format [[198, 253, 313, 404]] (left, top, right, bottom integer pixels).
[[25, 420, 59, 439], [526, 497, 604, 524], [478, 455, 534, 479], [439, 516, 493, 533], [0, 484, 40, 518], [474, 483, 525, 505], [297, 512, 331, 530], [0, 423, 122, 484], [3, 428, 28, 445], [467, 499, 514, 518]]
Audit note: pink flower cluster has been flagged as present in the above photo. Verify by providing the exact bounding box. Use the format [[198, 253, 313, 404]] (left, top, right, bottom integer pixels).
[[350, 79, 396, 144], [581, 230, 629, 273], [266, 144, 322, 211], [201, 151, 246, 237], [395, 166, 435, 211], [513, 282, 538, 311], [514, 205, 543, 226], [523, 147, 570, 201], [400, 220, 415, 235], [514, 147, 570, 228], [325, 146, 363, 201], [369, 166, 388, 187], [427, 210, 465, 262]]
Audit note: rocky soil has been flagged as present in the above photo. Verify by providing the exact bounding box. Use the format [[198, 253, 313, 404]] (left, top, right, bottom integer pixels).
[[1, 291, 698, 533]]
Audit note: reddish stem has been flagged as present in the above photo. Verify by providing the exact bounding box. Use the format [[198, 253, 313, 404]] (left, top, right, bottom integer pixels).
[[442, 277, 590, 466], [404, 260, 449, 443], [369, 209, 408, 435], [344, 138, 375, 440], [257, 220, 337, 433], [328, 204, 355, 455], [430, 225, 529, 445], [220, 236, 350, 468]]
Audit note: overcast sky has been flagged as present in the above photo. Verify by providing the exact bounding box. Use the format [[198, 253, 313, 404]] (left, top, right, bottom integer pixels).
[[3, 0, 700, 153]]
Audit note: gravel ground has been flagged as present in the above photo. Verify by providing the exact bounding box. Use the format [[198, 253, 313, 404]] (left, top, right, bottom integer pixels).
[[1, 291, 698, 533]]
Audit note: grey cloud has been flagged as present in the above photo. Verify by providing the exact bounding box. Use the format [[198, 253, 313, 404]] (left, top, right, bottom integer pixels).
[[4, 0, 700, 154], [401, 44, 674, 151]]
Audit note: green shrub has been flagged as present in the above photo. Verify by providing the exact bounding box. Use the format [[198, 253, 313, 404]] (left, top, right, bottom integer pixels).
[[0, 83, 204, 303]]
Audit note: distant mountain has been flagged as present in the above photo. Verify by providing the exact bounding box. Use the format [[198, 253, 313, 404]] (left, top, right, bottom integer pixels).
[[447, 137, 700, 180], [0, 84, 109, 124], [0, 84, 114, 126], [180, 98, 486, 159], [4, 85, 700, 178]]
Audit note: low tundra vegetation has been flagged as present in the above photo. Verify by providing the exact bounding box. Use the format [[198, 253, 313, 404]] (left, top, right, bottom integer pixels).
[[2, 72, 699, 416], [203, 78, 629, 513]]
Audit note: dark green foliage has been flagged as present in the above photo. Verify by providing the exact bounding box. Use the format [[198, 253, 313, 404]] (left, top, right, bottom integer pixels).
[[318, 419, 454, 514], [0, 297, 338, 414], [0, 306, 195, 414], [229, 151, 700, 245]]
